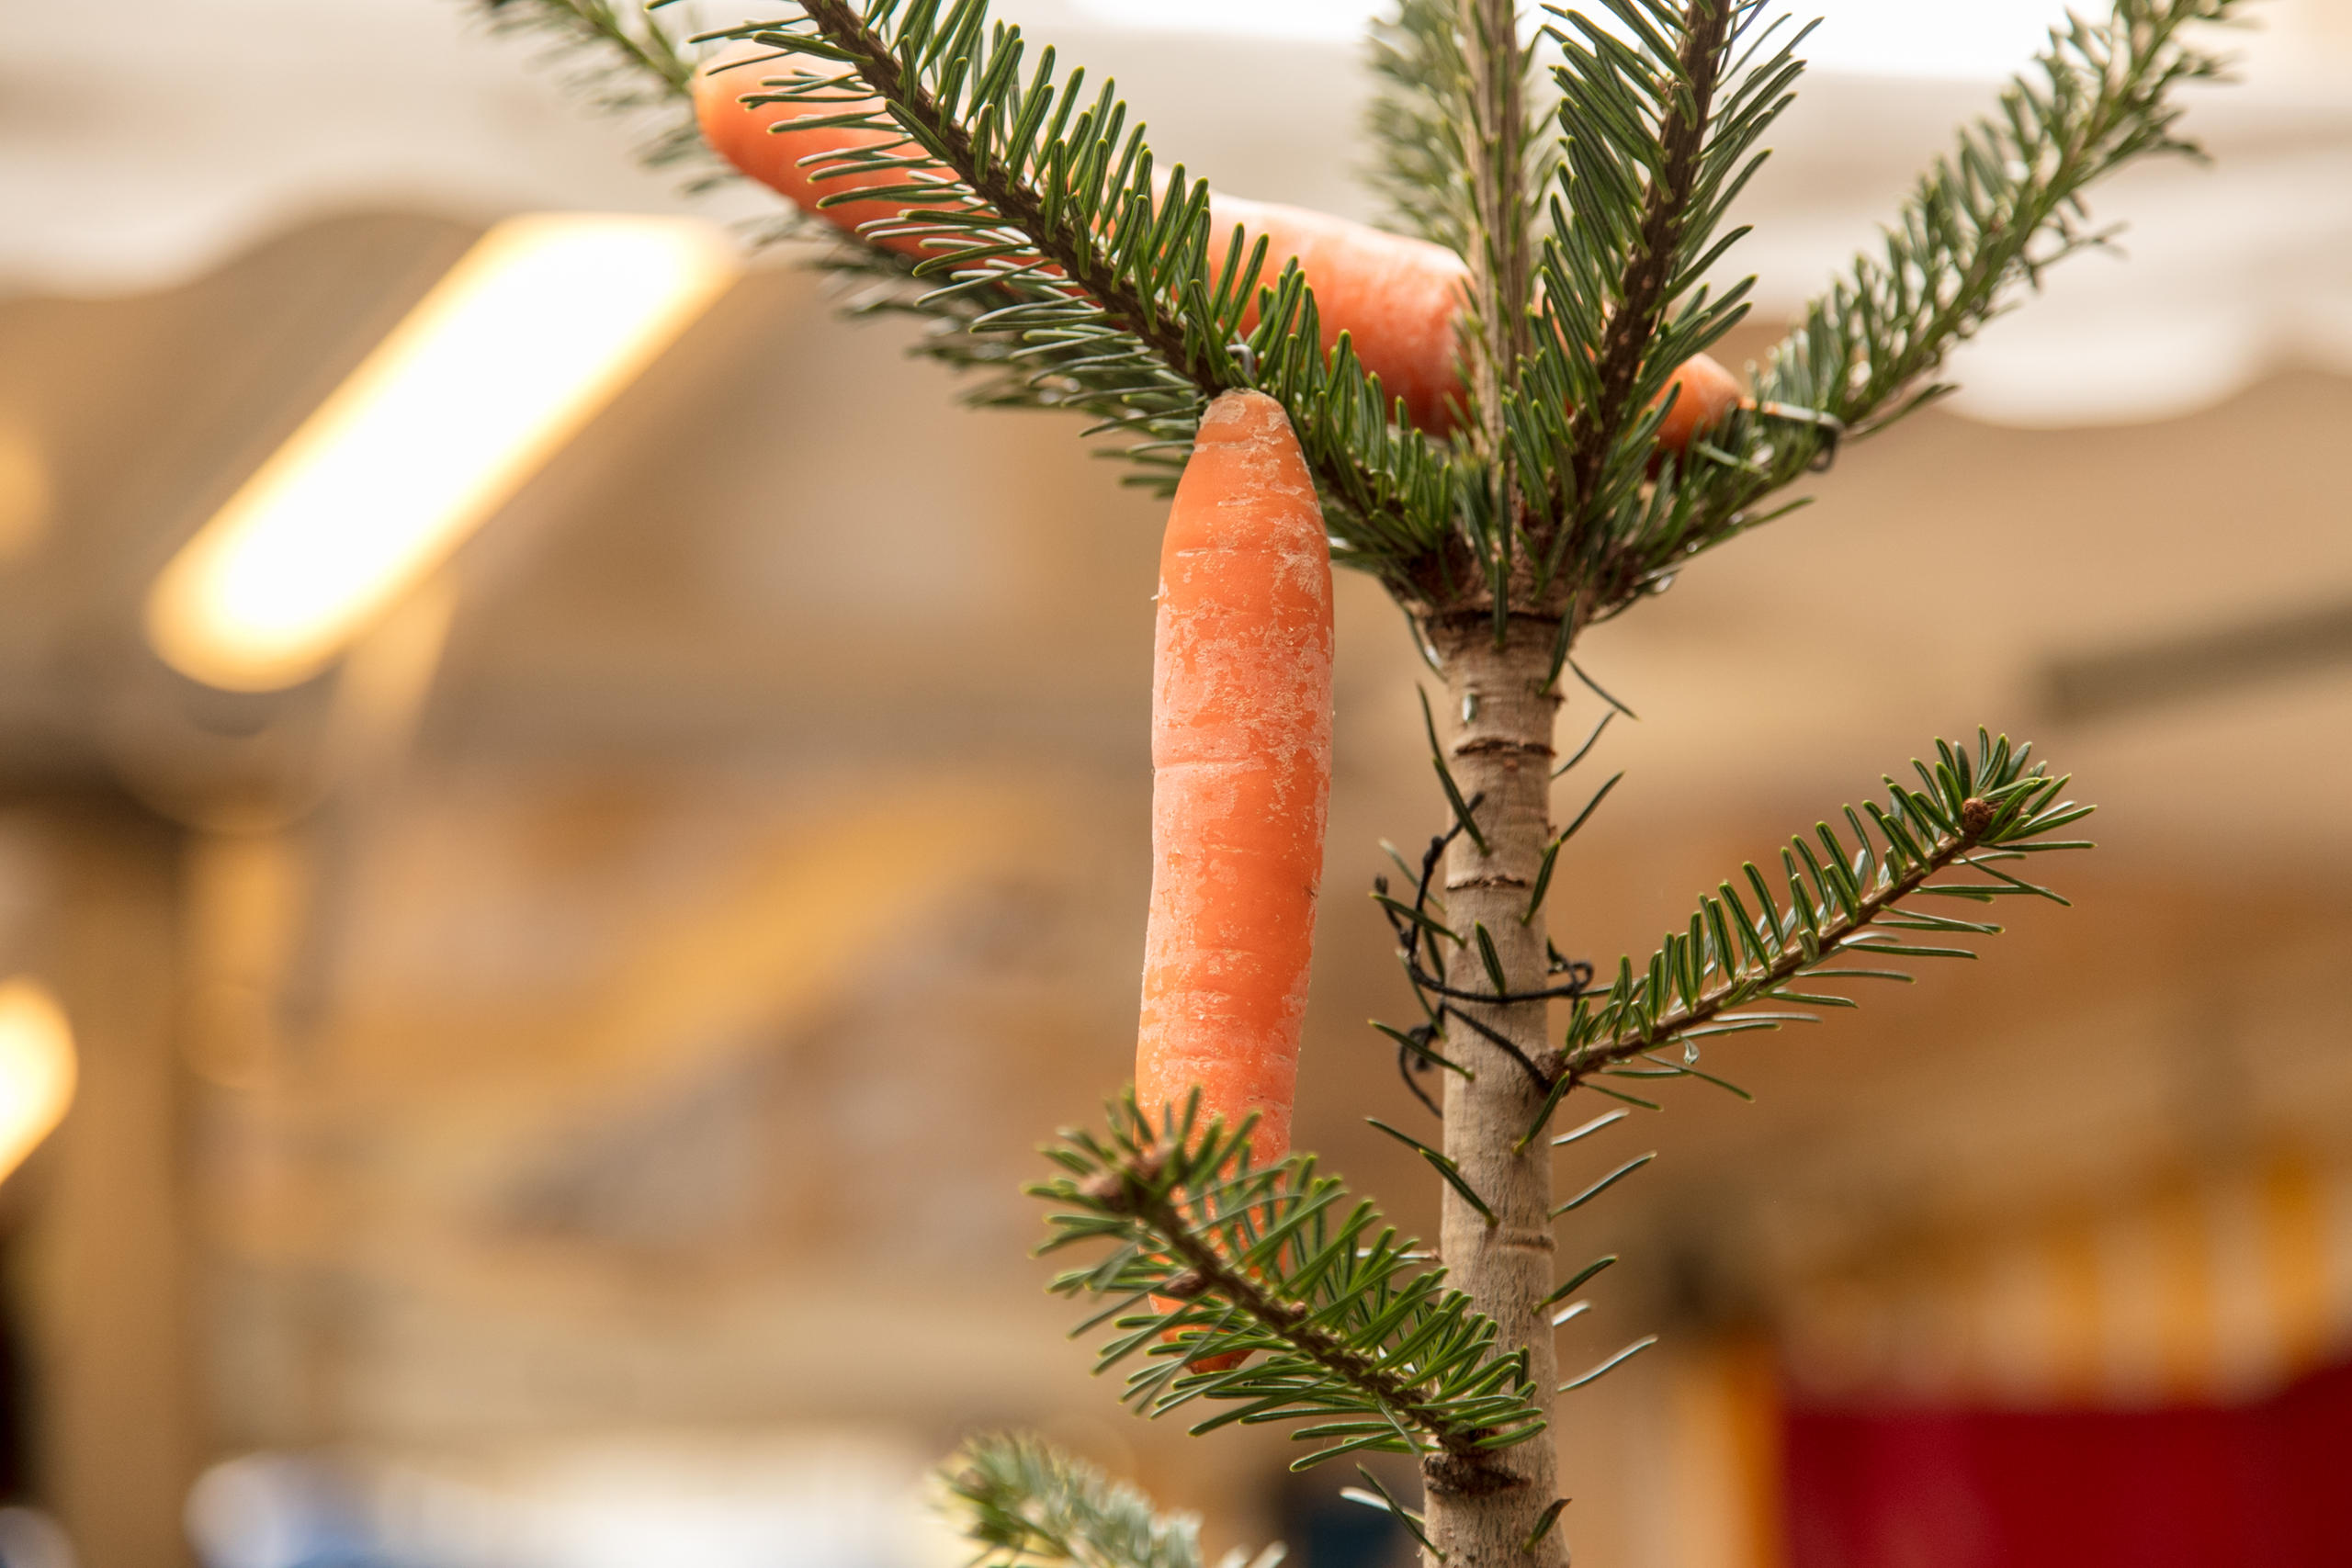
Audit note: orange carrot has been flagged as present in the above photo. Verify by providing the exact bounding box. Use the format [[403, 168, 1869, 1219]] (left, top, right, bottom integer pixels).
[[1138, 388, 1333, 1373], [694, 45, 933, 260], [1650, 351, 1744, 460], [1143, 388, 1345, 1161], [693, 62, 1740, 453], [1137, 389, 1332, 1159], [1200, 195, 1744, 450], [1203, 193, 1470, 436]]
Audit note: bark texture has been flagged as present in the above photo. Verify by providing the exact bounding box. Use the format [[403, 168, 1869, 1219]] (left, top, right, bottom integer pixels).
[[1426, 5, 1568, 1559], [1421, 617, 1566, 1568]]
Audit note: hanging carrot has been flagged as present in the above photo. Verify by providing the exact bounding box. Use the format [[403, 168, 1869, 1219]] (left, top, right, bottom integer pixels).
[[1138, 389, 1332, 1165], [695, 59, 1740, 453], [1138, 388, 1333, 1373], [694, 45, 933, 260], [1202, 193, 1470, 436], [692, 70, 1464, 425], [1202, 195, 1746, 450], [1650, 351, 1744, 460]]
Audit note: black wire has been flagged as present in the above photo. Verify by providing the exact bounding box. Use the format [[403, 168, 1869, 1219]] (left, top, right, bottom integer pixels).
[[1395, 1039, 1444, 1119], [1374, 808, 1598, 1114], [1441, 1003, 1556, 1095]]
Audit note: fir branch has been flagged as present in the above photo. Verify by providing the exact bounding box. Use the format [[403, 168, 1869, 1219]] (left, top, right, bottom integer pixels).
[[1526, 0, 2243, 627], [1458, 0, 1547, 624], [485, 0, 2252, 635], [1557, 0, 1739, 513], [474, 0, 717, 176], [1366, 0, 1476, 254], [720, 2, 1219, 434], [1365, 2, 1557, 302], [704, 0, 1457, 581], [945, 1433, 1278, 1568], [1540, 731, 2092, 1126], [1581, 0, 2260, 612], [1759, 0, 2250, 444], [1520, 0, 1802, 608], [1463, 0, 1538, 421], [482, 0, 1458, 582], [1034, 1098, 1547, 1470], [774, 0, 1226, 389], [483, 0, 695, 90], [1367, 0, 1557, 619]]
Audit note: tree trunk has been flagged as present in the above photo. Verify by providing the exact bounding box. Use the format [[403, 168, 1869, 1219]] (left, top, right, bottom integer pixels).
[[1420, 616, 1567, 1568]]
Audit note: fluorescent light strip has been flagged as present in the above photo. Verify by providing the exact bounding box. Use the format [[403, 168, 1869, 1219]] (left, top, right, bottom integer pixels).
[[148, 214, 737, 693], [0, 978, 74, 1186]]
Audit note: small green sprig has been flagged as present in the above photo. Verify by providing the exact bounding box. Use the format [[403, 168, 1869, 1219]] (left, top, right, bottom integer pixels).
[[1521, 730, 2094, 1141], [476, 0, 717, 177], [944, 1432, 1283, 1568], [1587, 0, 2250, 615], [1768, 0, 2244, 443], [1522, 0, 1803, 551], [1364, 0, 1480, 255], [1032, 1096, 1546, 1470]]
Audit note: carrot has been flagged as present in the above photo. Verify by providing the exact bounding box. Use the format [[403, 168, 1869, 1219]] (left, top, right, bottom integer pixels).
[[1138, 390, 1333, 1371], [694, 60, 1740, 453], [1203, 193, 1470, 436], [694, 45, 933, 260], [1201, 196, 1745, 450], [1139, 388, 1333, 1158], [1143, 389, 1336, 1372], [1650, 351, 1744, 460]]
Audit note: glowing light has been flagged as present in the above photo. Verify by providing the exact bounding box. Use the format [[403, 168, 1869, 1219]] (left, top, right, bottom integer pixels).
[[0, 423, 51, 563], [146, 214, 736, 693], [0, 978, 74, 1185]]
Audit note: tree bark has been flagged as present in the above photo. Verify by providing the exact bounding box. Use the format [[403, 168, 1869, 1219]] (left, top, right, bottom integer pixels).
[[1420, 616, 1566, 1568], [1426, 2, 1566, 1559]]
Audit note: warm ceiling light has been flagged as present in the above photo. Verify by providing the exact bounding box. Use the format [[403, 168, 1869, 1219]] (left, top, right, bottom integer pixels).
[[0, 978, 74, 1185], [146, 213, 737, 693], [0, 421, 51, 562]]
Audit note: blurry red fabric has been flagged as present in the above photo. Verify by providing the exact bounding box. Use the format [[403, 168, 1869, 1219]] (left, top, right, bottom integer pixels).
[[1784, 1359, 2352, 1568]]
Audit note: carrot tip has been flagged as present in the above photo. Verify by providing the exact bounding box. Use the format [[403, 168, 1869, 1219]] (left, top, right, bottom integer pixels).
[[1195, 388, 1289, 446]]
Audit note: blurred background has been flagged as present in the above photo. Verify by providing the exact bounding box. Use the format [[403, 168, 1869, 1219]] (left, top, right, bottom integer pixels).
[[2, 1, 2350, 1564]]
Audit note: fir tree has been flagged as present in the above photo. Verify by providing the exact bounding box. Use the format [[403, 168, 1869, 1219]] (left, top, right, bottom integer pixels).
[[476, 1, 2244, 1561]]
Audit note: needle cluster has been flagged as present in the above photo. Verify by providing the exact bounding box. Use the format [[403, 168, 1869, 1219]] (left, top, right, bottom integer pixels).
[[946, 1432, 1285, 1568], [479, 0, 2244, 638], [1033, 1097, 1548, 1471]]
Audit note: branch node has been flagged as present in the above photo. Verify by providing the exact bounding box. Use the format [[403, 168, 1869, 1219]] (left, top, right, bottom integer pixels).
[[1422, 1451, 1528, 1499]]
